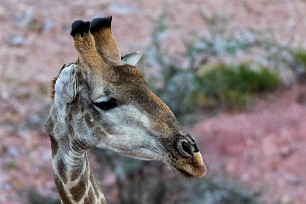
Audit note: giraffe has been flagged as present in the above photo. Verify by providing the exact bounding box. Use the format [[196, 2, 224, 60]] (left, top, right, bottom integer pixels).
[[45, 16, 207, 204]]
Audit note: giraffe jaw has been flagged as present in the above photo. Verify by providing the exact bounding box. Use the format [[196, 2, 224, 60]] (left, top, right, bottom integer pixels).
[[125, 148, 207, 178]]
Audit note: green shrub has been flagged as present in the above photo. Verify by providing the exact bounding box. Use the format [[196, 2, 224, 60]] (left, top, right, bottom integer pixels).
[[293, 49, 306, 68], [222, 90, 250, 112], [143, 12, 288, 117], [256, 68, 283, 91], [291, 49, 306, 83], [191, 63, 281, 111]]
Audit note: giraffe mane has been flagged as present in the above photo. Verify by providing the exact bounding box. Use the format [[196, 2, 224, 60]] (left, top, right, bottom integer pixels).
[[50, 76, 58, 99], [50, 63, 72, 99]]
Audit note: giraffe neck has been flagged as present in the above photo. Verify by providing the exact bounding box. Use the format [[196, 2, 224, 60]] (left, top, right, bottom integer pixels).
[[50, 136, 106, 204]]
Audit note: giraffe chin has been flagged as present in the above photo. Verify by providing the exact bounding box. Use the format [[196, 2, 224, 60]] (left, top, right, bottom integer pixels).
[[171, 163, 207, 178]]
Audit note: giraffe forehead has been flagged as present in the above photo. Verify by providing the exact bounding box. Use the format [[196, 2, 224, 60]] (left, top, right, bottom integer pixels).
[[86, 64, 144, 85], [83, 64, 147, 100]]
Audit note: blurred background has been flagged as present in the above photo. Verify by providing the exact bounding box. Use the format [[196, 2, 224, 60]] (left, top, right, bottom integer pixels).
[[0, 0, 306, 203]]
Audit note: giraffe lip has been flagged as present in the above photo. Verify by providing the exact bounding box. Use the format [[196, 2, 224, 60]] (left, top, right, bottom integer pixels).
[[170, 163, 207, 178], [173, 167, 194, 178]]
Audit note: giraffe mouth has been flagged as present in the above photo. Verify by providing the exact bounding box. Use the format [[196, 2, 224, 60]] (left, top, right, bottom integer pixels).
[[171, 164, 207, 178], [172, 166, 194, 178], [168, 151, 207, 178]]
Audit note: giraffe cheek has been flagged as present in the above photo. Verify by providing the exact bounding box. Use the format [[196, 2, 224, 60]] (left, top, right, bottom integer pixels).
[[84, 113, 95, 129]]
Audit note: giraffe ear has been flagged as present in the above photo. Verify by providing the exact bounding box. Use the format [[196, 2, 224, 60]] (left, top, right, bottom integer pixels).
[[121, 51, 142, 66], [54, 64, 78, 106]]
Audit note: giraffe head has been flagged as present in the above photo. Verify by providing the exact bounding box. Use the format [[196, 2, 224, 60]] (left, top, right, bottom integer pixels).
[[46, 17, 207, 178]]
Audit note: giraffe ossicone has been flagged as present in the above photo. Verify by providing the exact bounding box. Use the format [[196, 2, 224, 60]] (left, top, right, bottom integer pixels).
[[46, 16, 207, 204]]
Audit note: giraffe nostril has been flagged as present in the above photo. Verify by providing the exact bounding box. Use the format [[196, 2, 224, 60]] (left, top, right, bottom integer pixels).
[[182, 141, 192, 155], [177, 139, 195, 158]]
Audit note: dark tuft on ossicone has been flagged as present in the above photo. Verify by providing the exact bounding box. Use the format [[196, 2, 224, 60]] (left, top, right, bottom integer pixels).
[[70, 20, 90, 37], [90, 16, 112, 33]]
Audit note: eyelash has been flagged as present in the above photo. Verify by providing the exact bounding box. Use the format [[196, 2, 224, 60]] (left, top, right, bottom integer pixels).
[[93, 98, 118, 111]]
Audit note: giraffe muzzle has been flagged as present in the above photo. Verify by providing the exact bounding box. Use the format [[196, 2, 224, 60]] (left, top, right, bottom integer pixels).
[[174, 134, 207, 177]]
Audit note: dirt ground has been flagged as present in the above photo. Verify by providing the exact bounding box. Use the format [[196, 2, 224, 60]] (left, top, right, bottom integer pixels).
[[193, 84, 306, 204], [0, 0, 306, 203]]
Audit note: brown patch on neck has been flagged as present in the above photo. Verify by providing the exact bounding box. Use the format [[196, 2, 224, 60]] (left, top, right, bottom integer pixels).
[[49, 135, 58, 157], [84, 187, 95, 204], [69, 172, 88, 202], [57, 158, 67, 184], [54, 175, 72, 204]]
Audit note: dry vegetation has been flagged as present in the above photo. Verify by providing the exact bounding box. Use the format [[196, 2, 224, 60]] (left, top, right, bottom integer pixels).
[[0, 0, 306, 203]]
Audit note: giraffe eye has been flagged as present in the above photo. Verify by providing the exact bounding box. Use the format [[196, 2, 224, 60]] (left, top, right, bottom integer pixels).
[[93, 98, 118, 111]]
